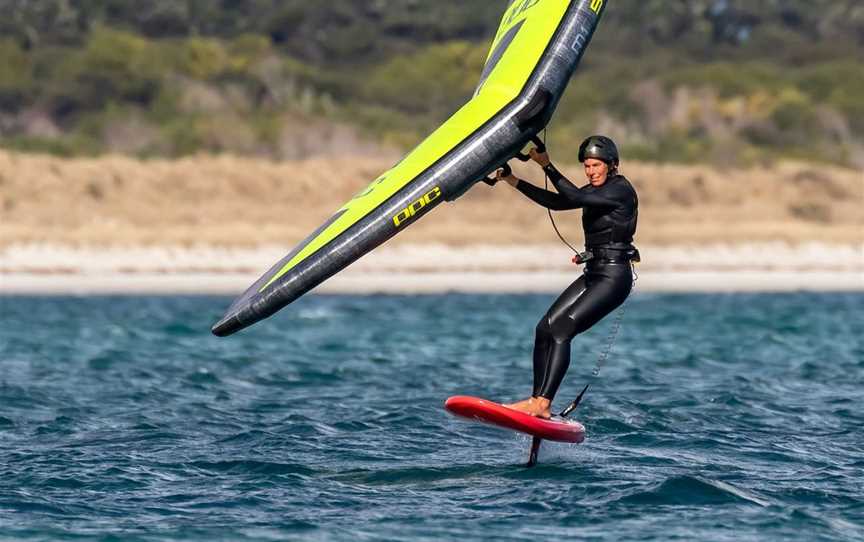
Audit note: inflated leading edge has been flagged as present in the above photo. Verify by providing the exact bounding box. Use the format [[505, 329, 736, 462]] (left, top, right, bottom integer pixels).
[[212, 0, 608, 337]]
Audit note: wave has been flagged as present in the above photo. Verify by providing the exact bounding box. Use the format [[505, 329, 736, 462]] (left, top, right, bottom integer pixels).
[[613, 475, 773, 507]]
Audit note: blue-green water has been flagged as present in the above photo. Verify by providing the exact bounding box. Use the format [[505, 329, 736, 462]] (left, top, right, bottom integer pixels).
[[1, 293, 862, 541]]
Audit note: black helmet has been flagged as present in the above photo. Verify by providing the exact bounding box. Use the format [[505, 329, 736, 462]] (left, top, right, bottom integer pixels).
[[578, 135, 619, 167]]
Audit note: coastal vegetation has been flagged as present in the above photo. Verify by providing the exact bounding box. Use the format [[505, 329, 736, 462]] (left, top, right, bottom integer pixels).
[[1, 0, 862, 166]]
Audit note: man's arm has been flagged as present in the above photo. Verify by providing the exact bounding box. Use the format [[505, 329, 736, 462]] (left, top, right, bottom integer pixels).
[[543, 164, 621, 210], [514, 179, 575, 211]]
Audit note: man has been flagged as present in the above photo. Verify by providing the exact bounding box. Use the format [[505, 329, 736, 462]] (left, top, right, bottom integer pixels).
[[496, 135, 639, 418]]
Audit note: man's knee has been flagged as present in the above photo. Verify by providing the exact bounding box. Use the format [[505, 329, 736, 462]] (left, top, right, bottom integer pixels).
[[535, 315, 553, 339], [549, 313, 578, 343]]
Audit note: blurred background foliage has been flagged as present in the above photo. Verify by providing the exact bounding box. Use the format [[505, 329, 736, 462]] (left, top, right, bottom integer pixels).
[[0, 0, 861, 165]]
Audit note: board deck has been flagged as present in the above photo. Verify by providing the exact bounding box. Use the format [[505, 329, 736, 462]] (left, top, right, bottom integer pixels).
[[445, 396, 586, 443]]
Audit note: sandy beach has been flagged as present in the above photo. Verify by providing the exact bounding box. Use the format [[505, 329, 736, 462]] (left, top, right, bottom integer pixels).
[[2, 243, 861, 295], [1, 150, 861, 295]]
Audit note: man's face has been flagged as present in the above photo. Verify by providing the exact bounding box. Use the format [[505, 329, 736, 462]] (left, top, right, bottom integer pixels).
[[583, 158, 609, 187]]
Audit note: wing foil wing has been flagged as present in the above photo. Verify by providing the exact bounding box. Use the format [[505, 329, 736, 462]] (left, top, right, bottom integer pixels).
[[213, 0, 606, 336]]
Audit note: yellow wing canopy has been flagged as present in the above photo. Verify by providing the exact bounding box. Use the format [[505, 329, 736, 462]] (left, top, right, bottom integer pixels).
[[260, 1, 570, 291], [213, 0, 605, 336]]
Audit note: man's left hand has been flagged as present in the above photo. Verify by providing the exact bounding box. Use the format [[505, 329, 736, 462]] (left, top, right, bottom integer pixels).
[[529, 147, 551, 167]]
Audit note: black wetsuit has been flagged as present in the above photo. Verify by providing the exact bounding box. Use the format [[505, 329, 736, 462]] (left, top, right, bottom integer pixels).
[[516, 164, 639, 400]]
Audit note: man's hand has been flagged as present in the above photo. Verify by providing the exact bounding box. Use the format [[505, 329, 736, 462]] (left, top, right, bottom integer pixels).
[[496, 168, 519, 187], [529, 147, 551, 167]]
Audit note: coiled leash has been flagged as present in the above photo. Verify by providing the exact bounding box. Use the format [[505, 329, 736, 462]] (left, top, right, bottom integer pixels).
[[560, 265, 637, 418]]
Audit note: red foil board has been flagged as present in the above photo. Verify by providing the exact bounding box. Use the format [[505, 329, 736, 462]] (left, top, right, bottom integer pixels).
[[445, 396, 586, 443]]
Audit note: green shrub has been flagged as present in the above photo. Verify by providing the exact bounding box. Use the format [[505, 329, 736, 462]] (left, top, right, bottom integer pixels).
[[362, 41, 486, 114], [0, 39, 32, 110], [160, 115, 208, 157], [2, 134, 101, 157], [662, 62, 786, 98], [43, 28, 166, 111], [770, 88, 818, 137], [798, 61, 864, 132], [228, 34, 272, 71], [177, 38, 231, 80]]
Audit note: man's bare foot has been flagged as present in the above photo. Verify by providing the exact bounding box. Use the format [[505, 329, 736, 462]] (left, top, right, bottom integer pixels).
[[506, 398, 534, 412], [505, 397, 552, 419]]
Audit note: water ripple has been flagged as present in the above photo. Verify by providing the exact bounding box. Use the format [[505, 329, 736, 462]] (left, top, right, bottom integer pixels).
[[0, 293, 862, 541]]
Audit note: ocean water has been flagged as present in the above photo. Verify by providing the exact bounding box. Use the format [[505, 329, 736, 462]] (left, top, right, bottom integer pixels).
[[0, 292, 862, 541]]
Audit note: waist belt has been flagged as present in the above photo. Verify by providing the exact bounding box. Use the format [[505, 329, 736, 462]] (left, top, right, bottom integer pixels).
[[573, 247, 641, 265]]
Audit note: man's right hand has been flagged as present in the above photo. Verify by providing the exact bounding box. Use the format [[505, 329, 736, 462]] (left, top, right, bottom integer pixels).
[[496, 168, 519, 187]]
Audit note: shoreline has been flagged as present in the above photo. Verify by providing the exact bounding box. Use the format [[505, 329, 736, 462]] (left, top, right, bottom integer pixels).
[[3, 271, 862, 296], [1, 243, 861, 295]]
